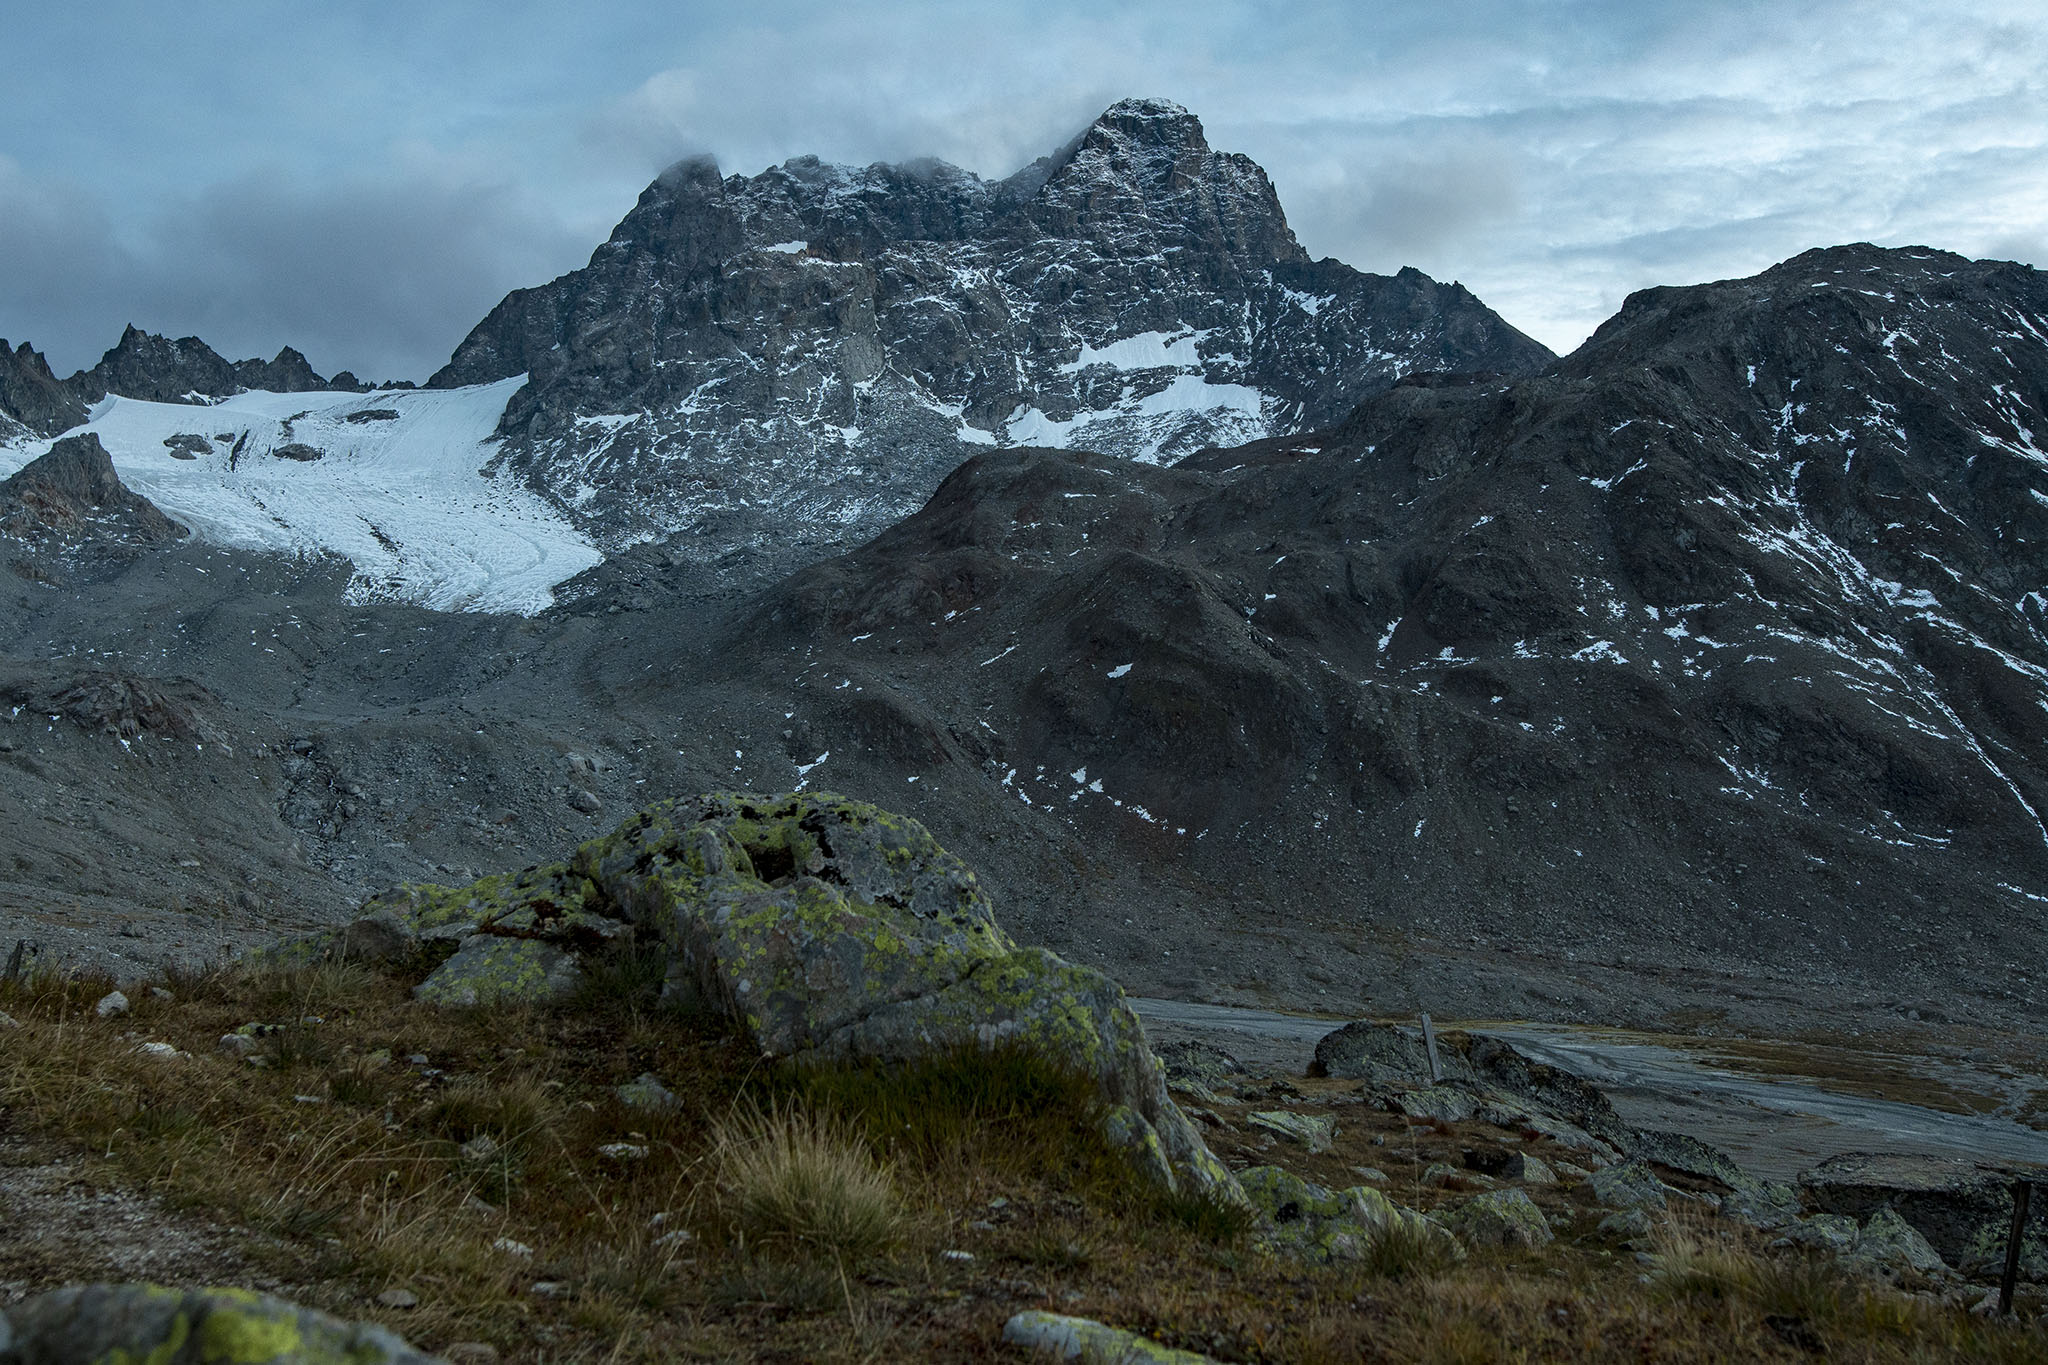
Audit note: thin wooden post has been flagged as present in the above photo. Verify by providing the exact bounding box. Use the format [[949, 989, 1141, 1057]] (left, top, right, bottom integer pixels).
[[1999, 1179, 2032, 1316], [1420, 1012, 1443, 1084]]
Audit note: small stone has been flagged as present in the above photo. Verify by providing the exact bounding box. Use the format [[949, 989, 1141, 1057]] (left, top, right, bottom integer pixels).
[[462, 1194, 501, 1218], [375, 1288, 419, 1310], [529, 1281, 568, 1297], [460, 1135, 501, 1162], [217, 1033, 257, 1057], [1853, 1206, 1948, 1277], [1442, 1188, 1556, 1249], [941, 1249, 975, 1262], [0, 1011, 19, 1031], [135, 1042, 184, 1060], [1506, 1152, 1557, 1184], [1598, 1208, 1654, 1239], [616, 1073, 679, 1112], [1002, 1311, 1220, 1364], [598, 1142, 650, 1161], [492, 1238, 534, 1257], [568, 789, 603, 814], [652, 1229, 692, 1249], [1421, 1162, 1462, 1188], [1246, 1110, 1336, 1153], [1349, 1166, 1389, 1184], [1786, 1213, 1862, 1257], [148, 987, 173, 1002], [94, 991, 129, 1018], [1589, 1160, 1672, 1212]]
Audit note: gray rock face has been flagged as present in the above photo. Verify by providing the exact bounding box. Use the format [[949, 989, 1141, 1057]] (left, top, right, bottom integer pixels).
[[0, 1283, 440, 1364], [428, 98, 1550, 567]]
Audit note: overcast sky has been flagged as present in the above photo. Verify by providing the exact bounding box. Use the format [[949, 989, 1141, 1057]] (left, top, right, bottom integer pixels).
[[4, 1, 2042, 381]]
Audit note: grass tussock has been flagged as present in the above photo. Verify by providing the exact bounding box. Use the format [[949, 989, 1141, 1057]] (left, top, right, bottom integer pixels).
[[712, 1104, 902, 1260]]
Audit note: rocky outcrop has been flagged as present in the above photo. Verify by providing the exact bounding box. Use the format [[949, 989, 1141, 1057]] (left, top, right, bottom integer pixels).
[[0, 1283, 439, 1364], [1799, 1152, 2042, 1277], [428, 98, 1549, 567], [230, 346, 330, 394], [0, 432, 185, 544], [1440, 1187, 1554, 1249], [69, 325, 245, 405], [302, 791, 1241, 1205], [0, 340, 88, 438], [1310, 1018, 1630, 1151], [0, 327, 360, 428]]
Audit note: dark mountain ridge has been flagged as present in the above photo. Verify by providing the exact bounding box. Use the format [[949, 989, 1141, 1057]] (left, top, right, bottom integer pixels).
[[625, 242, 2048, 1016]]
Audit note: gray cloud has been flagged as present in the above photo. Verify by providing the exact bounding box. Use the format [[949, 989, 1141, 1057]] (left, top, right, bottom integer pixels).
[[1, 0, 2043, 372]]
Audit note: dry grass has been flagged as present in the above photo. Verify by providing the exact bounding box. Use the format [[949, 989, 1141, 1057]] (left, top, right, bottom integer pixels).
[[712, 1104, 902, 1259], [3, 957, 2048, 1362]]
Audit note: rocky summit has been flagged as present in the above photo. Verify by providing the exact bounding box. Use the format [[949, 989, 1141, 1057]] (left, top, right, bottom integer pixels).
[[429, 98, 1549, 574]]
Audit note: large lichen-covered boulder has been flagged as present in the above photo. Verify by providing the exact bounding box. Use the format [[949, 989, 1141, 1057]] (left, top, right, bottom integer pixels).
[[310, 792, 1240, 1205], [0, 1283, 438, 1364]]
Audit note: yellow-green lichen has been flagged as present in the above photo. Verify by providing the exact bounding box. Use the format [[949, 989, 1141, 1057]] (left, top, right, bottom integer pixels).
[[95, 1310, 190, 1365], [195, 1298, 302, 1363]]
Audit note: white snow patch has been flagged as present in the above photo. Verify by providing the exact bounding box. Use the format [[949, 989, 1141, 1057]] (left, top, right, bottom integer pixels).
[[1107, 663, 1133, 679], [1279, 287, 1336, 317], [1057, 329, 1204, 374], [762, 240, 807, 254], [0, 379, 599, 614]]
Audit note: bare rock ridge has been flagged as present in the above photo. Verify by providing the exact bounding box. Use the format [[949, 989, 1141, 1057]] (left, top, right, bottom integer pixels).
[[0, 326, 380, 438], [427, 97, 1552, 564], [0, 432, 185, 545], [678, 243, 2048, 1014]]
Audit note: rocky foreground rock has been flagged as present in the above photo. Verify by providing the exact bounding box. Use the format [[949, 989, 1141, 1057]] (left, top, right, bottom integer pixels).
[[0, 1284, 438, 1364], [294, 791, 1242, 1204]]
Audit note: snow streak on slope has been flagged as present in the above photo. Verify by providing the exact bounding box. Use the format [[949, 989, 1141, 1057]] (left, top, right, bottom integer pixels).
[[0, 379, 600, 614]]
